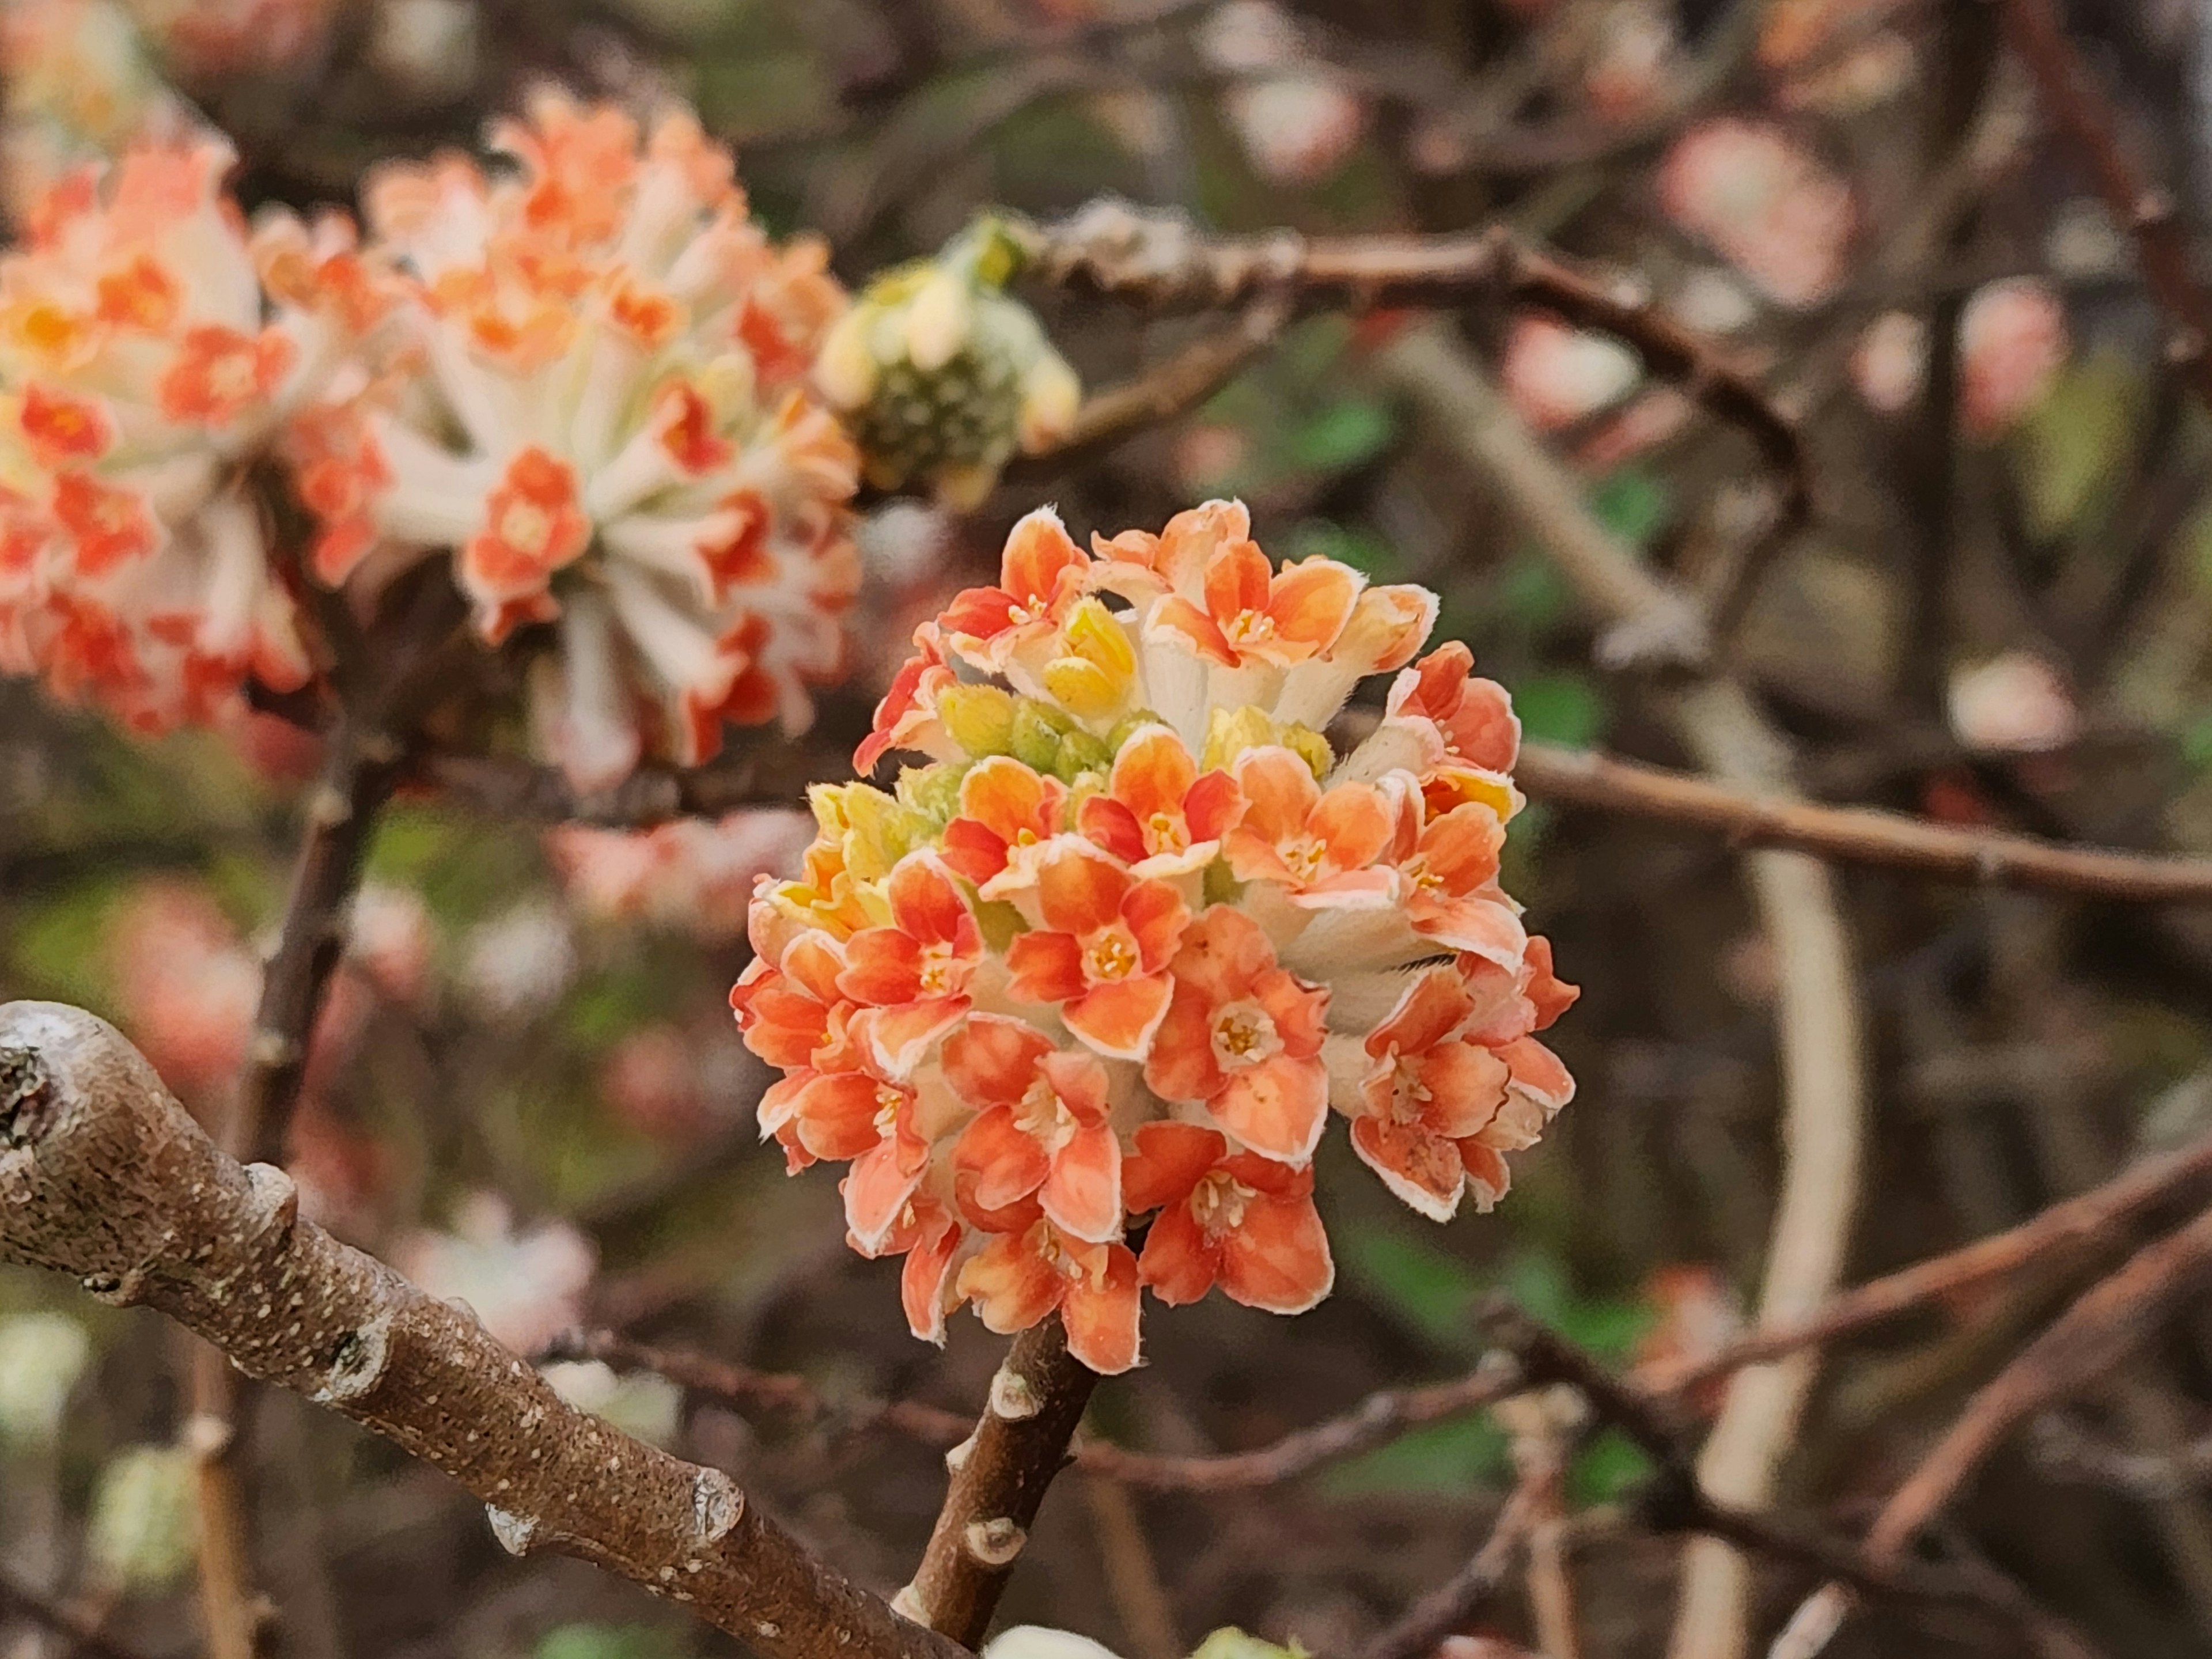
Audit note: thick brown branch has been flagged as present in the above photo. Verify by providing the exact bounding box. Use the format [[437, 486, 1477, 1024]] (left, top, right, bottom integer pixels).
[[1516, 741, 2212, 904], [0, 1002, 971, 1659], [899, 1318, 1099, 1646], [1993, 0, 2212, 412]]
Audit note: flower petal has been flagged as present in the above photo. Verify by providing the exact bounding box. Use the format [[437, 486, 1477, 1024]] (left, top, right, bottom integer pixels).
[[1064, 972, 1174, 1061]]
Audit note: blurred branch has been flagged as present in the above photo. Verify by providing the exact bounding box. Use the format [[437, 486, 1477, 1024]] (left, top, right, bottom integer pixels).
[[1002, 298, 1292, 483], [413, 737, 839, 825], [2032, 1414, 2212, 1501], [1373, 323, 1867, 1659], [1356, 1479, 1543, 1659], [1080, 1475, 1181, 1659], [1516, 741, 2212, 903], [1994, 0, 2212, 411], [0, 1571, 154, 1659], [899, 1317, 1099, 1645], [1647, 1120, 2212, 1397], [1019, 205, 1806, 639], [0, 1003, 973, 1659], [1774, 1205, 2212, 1657]]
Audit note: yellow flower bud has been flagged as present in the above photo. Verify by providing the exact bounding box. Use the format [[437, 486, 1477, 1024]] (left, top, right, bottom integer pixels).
[[935, 682, 1017, 757]]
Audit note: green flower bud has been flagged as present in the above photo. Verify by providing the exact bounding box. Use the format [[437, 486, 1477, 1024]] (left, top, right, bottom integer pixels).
[[1052, 728, 1112, 783], [817, 215, 1081, 508], [935, 682, 1017, 757], [1009, 697, 1073, 772]]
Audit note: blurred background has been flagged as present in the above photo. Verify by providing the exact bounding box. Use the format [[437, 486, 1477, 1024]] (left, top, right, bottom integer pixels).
[[6, 1, 2212, 1657]]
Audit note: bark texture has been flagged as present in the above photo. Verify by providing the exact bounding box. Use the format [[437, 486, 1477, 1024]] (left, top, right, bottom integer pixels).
[[0, 1002, 972, 1659]]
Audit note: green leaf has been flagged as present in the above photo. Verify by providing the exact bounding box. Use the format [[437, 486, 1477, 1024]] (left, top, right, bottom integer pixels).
[[2012, 352, 2142, 541], [1495, 553, 1574, 634], [1569, 1429, 1654, 1507], [1340, 1228, 1484, 1351], [536, 1627, 679, 1659], [1588, 469, 1669, 550], [1511, 673, 1608, 749], [1288, 400, 1395, 472], [1318, 1415, 1509, 1497]]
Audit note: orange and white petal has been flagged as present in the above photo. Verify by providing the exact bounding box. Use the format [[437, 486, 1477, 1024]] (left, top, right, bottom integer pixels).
[[1063, 972, 1174, 1062], [1061, 1242, 1142, 1374], [943, 1014, 1055, 1108], [1136, 1201, 1218, 1306], [1210, 1052, 1328, 1164], [957, 1227, 1064, 1335], [1041, 1120, 1123, 1244], [1218, 1192, 1334, 1315], [953, 1105, 1053, 1214], [1349, 1115, 1464, 1222]]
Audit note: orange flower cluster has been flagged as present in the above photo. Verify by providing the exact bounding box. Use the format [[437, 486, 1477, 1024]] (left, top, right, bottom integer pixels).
[[297, 92, 862, 789], [732, 503, 1576, 1373], [0, 91, 862, 788]]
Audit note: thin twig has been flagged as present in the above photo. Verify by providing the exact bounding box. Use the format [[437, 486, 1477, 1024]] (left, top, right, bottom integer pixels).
[[899, 1317, 1100, 1646], [0, 1571, 156, 1659], [1517, 741, 2212, 903], [1772, 1206, 2212, 1657], [1080, 1474, 1181, 1659], [1992, 0, 2212, 411], [1002, 298, 1291, 483], [2031, 1414, 2212, 1501], [0, 1002, 971, 1659], [1356, 1481, 1543, 1659], [1019, 202, 1808, 639], [1375, 321, 1869, 1659]]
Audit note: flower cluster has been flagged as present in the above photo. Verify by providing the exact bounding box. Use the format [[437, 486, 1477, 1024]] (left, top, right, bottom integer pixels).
[[547, 808, 813, 942], [0, 131, 376, 731], [296, 92, 863, 790], [815, 217, 1078, 510], [732, 502, 1576, 1373]]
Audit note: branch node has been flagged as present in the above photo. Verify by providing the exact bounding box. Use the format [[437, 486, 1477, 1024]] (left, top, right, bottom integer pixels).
[[79, 1268, 145, 1306], [962, 1518, 1027, 1567], [691, 1467, 745, 1546], [945, 1429, 979, 1472], [247, 1029, 303, 1071], [0, 1046, 53, 1146], [485, 1506, 541, 1558], [183, 1411, 234, 1459], [312, 1312, 392, 1405], [988, 1366, 1041, 1421]]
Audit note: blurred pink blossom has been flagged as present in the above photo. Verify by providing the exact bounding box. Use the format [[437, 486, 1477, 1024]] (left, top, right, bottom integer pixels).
[[1501, 315, 1641, 431], [1657, 118, 1855, 308], [1225, 73, 1365, 185], [1959, 278, 2069, 437], [600, 1022, 711, 1143], [349, 882, 437, 1010], [547, 809, 813, 941], [392, 1194, 594, 1355], [1585, 1, 1677, 124], [1947, 651, 2079, 754], [1850, 311, 1928, 413], [105, 881, 258, 1100]]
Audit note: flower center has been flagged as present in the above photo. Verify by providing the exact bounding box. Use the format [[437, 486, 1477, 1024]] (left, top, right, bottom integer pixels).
[[1285, 836, 1327, 882], [1387, 1053, 1431, 1124], [1086, 925, 1138, 982], [1190, 1168, 1256, 1236], [1226, 608, 1275, 645], [873, 1085, 904, 1136], [916, 941, 957, 994], [499, 499, 554, 555], [1211, 998, 1282, 1070], [1145, 809, 1185, 852], [1014, 1077, 1075, 1149]]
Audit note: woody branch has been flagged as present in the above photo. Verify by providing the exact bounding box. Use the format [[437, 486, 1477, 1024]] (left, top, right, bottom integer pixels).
[[0, 1001, 971, 1659]]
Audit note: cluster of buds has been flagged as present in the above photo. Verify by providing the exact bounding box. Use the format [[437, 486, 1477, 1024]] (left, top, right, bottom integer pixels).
[[297, 92, 863, 790], [0, 131, 377, 732], [815, 217, 1080, 510], [732, 502, 1575, 1373]]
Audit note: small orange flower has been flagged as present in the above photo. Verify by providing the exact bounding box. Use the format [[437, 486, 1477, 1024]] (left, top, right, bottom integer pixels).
[[461, 447, 592, 619], [1005, 838, 1190, 1060], [1075, 725, 1244, 877], [935, 507, 1091, 665], [1221, 746, 1395, 908], [17, 385, 111, 467], [1126, 1122, 1332, 1313], [957, 1218, 1142, 1374]]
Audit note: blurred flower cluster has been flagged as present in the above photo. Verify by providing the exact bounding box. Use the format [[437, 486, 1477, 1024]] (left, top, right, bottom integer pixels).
[[0, 17, 872, 789], [548, 808, 813, 942], [731, 502, 1577, 1373]]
